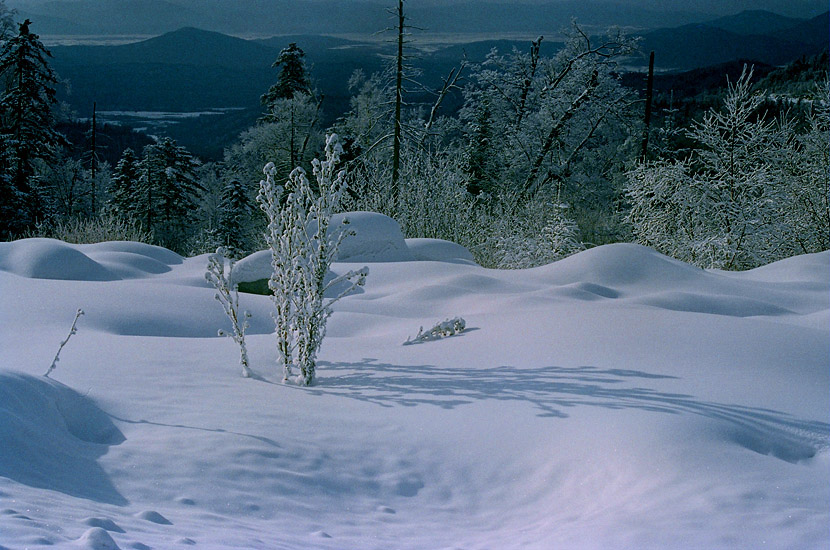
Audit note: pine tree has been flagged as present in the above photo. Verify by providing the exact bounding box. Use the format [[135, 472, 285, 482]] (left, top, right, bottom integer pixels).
[[0, 19, 65, 237], [137, 138, 202, 251], [217, 177, 254, 256], [107, 148, 140, 218], [261, 43, 311, 108]]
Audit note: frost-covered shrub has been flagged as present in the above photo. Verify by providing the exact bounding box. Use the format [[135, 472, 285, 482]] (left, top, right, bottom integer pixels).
[[21, 214, 153, 244], [475, 196, 585, 269], [258, 134, 368, 386], [205, 248, 252, 378], [343, 146, 479, 249], [626, 68, 829, 269], [404, 317, 466, 345]]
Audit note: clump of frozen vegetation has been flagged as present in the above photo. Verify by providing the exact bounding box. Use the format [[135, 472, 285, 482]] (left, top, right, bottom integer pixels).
[[404, 317, 466, 345], [205, 248, 252, 378], [626, 68, 829, 269], [44, 308, 84, 378], [258, 133, 368, 386]]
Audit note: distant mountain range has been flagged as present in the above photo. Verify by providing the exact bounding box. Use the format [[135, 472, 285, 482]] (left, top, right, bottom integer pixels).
[[638, 11, 828, 70], [9, 0, 828, 37], [41, 9, 828, 158]]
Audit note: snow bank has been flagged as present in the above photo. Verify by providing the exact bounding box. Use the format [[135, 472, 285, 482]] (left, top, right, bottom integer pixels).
[[0, 233, 827, 550], [328, 211, 413, 262], [0, 239, 183, 281], [0, 238, 117, 281], [0, 371, 125, 505], [405, 238, 476, 264]]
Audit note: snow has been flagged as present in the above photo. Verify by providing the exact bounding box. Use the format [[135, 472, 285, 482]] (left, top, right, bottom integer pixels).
[[0, 222, 828, 549]]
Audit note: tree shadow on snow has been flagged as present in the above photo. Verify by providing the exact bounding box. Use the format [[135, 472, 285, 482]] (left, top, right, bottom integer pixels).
[[314, 360, 829, 463]]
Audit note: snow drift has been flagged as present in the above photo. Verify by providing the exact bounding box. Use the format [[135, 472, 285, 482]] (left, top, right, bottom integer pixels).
[[0, 219, 827, 549]]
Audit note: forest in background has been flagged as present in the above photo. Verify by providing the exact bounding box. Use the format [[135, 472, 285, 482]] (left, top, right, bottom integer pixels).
[[1, 0, 827, 271]]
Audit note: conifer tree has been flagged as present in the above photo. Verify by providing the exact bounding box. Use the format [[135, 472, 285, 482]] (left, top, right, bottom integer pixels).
[[136, 138, 202, 251], [217, 177, 254, 256], [261, 43, 311, 107], [107, 148, 140, 218], [0, 19, 64, 237]]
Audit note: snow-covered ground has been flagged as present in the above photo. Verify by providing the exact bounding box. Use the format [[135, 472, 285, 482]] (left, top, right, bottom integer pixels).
[[1, 218, 828, 549]]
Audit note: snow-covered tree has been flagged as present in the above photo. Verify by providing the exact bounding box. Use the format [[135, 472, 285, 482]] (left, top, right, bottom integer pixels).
[[107, 148, 140, 218], [776, 80, 829, 256], [137, 138, 203, 251], [257, 133, 368, 386], [477, 196, 585, 269], [0, 19, 65, 237], [460, 26, 637, 204], [223, 95, 323, 199], [0, 1, 14, 43], [216, 177, 255, 257], [261, 42, 311, 107]]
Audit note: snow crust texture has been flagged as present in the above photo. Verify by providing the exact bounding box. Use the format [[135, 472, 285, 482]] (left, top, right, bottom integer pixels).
[[0, 226, 827, 549]]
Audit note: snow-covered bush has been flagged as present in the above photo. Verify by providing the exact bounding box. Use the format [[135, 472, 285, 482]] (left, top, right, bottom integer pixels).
[[404, 317, 466, 345], [22, 214, 153, 244], [476, 196, 585, 269], [258, 134, 368, 386], [343, 146, 479, 250], [205, 248, 252, 378], [626, 68, 829, 269]]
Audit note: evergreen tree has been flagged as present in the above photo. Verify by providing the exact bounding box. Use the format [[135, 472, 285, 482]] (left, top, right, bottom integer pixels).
[[107, 148, 140, 218], [137, 138, 202, 251], [0, 1, 14, 43], [0, 19, 65, 237], [217, 177, 254, 256], [261, 43, 311, 108]]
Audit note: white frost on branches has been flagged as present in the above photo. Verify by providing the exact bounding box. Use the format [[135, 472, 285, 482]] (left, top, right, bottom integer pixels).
[[626, 67, 829, 269], [258, 133, 368, 386], [205, 248, 253, 378], [404, 317, 466, 345]]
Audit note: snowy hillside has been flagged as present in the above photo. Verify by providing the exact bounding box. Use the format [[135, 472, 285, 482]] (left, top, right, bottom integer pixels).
[[0, 226, 828, 549]]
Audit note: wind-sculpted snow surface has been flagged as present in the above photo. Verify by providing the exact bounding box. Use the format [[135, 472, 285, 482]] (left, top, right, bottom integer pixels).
[[0, 230, 827, 549]]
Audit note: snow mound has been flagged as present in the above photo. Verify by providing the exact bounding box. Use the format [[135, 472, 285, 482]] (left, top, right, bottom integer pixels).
[[720, 250, 830, 283], [230, 249, 271, 284], [534, 243, 704, 288], [329, 211, 414, 262], [0, 239, 117, 281], [0, 372, 126, 504], [74, 527, 121, 550], [78, 240, 183, 265], [405, 238, 476, 264], [0, 239, 184, 281], [634, 291, 795, 318]]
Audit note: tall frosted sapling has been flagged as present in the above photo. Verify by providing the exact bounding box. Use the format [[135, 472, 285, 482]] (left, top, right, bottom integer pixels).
[[258, 133, 368, 386]]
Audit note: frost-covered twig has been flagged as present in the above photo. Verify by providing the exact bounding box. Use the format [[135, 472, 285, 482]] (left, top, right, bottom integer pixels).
[[404, 317, 466, 345], [206, 248, 253, 378], [44, 308, 84, 378]]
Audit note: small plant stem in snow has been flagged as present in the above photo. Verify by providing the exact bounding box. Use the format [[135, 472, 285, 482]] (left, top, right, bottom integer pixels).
[[206, 248, 253, 378], [44, 308, 84, 378]]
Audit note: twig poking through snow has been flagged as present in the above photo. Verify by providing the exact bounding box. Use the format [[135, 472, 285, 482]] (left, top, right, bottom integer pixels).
[[44, 308, 84, 378], [404, 317, 466, 345]]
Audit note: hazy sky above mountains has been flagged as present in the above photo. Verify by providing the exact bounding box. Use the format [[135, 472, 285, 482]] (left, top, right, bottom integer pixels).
[[6, 0, 827, 38]]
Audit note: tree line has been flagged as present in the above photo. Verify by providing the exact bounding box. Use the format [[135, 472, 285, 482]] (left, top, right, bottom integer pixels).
[[1, 0, 827, 268]]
